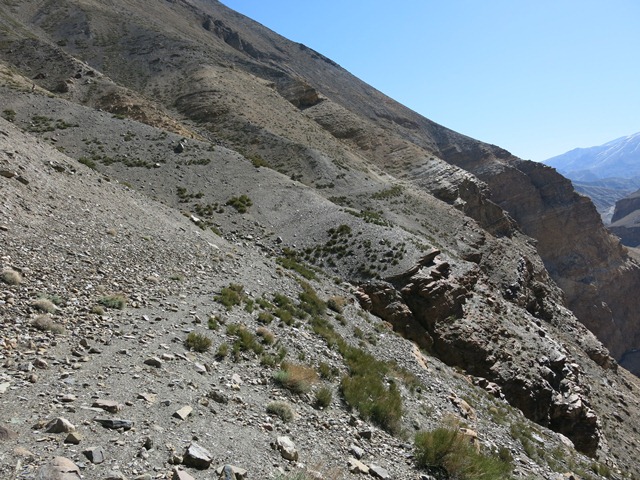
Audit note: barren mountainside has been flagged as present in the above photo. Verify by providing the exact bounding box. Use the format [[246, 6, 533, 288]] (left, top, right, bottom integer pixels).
[[2, 1, 640, 479]]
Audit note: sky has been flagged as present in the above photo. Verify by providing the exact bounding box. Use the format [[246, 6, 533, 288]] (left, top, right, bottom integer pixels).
[[220, 1, 640, 162]]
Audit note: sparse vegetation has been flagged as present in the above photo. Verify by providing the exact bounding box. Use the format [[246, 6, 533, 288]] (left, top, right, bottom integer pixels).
[[277, 255, 317, 280], [226, 195, 253, 213], [185, 331, 212, 352], [327, 295, 347, 313], [98, 294, 127, 309], [371, 185, 404, 200], [256, 326, 275, 344], [298, 282, 326, 317], [2, 109, 16, 122], [1, 268, 22, 285], [257, 311, 274, 324], [31, 314, 64, 334], [226, 323, 264, 357], [33, 298, 56, 313], [216, 343, 230, 359], [78, 157, 97, 169], [215, 283, 245, 310], [207, 315, 220, 330], [314, 386, 333, 409], [266, 401, 294, 422], [414, 425, 512, 479], [309, 316, 403, 434], [274, 363, 318, 394]]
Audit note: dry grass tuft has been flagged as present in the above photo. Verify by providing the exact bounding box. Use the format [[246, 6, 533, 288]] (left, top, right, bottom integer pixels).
[[31, 314, 65, 334], [33, 298, 56, 313], [1, 268, 22, 285], [274, 363, 318, 394]]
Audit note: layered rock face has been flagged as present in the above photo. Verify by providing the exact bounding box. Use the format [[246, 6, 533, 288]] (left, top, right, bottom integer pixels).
[[357, 251, 603, 455], [419, 149, 640, 368]]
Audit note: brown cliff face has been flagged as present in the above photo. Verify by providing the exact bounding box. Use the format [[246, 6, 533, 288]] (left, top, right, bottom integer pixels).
[[477, 160, 640, 363], [358, 251, 603, 455], [408, 133, 640, 366]]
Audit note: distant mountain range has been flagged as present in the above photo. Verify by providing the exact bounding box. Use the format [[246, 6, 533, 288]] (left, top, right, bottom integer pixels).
[[545, 132, 640, 181], [544, 133, 640, 223]]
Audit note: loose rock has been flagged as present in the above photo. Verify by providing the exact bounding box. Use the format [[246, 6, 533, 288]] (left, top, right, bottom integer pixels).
[[83, 446, 106, 464], [45, 417, 76, 434], [182, 442, 213, 469], [37, 456, 81, 480], [276, 436, 298, 461]]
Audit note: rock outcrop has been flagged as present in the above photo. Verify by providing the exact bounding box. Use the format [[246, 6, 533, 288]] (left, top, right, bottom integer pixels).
[[358, 251, 601, 455]]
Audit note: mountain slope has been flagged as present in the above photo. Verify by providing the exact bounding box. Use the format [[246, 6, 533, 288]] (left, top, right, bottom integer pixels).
[[2, 0, 640, 477]]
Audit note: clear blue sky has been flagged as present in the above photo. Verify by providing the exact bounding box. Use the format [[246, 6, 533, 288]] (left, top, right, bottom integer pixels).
[[221, 1, 640, 162]]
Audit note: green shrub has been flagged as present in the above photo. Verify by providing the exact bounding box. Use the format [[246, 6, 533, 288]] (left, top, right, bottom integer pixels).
[[260, 353, 277, 367], [275, 308, 293, 325], [226, 195, 253, 213], [314, 386, 333, 409], [185, 332, 212, 352], [244, 298, 255, 313], [215, 283, 245, 310], [266, 401, 294, 422], [353, 326, 365, 339], [341, 375, 402, 434], [78, 157, 97, 169], [257, 297, 274, 310], [99, 294, 127, 309], [277, 346, 288, 362], [216, 343, 229, 359], [39, 293, 64, 306], [2, 109, 16, 122], [258, 311, 274, 324], [90, 305, 105, 315], [298, 282, 326, 317], [277, 256, 316, 280], [226, 323, 263, 355], [318, 361, 334, 380], [208, 315, 219, 330], [414, 427, 511, 479]]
